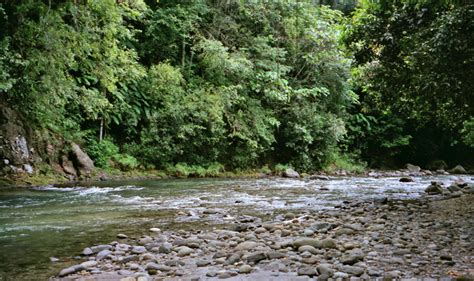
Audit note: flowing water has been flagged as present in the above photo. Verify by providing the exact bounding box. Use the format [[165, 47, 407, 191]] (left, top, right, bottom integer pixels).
[[0, 175, 472, 280]]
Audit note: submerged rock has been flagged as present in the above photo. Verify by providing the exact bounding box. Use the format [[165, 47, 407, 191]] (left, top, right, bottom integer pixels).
[[449, 165, 467, 174]]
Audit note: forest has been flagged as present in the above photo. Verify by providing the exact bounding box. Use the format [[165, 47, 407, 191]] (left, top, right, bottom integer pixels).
[[0, 0, 473, 177]]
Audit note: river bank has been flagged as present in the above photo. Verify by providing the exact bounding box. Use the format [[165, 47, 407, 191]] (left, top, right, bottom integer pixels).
[[53, 188, 474, 280]]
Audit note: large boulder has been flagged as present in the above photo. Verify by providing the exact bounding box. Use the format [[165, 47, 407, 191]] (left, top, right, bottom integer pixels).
[[449, 165, 467, 174], [426, 160, 447, 171], [70, 143, 94, 176], [406, 163, 421, 173], [283, 168, 300, 178], [425, 181, 443, 194]]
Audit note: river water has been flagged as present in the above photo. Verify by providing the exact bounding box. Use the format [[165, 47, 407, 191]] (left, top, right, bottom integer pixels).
[[0, 175, 472, 280]]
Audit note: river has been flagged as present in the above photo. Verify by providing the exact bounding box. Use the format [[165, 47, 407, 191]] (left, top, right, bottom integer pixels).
[[0, 175, 472, 280]]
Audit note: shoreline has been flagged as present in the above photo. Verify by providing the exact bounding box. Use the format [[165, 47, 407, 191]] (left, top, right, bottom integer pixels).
[[2, 166, 470, 188], [52, 191, 474, 280]]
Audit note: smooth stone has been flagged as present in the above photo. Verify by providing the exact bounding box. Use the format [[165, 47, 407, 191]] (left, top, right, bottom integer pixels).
[[197, 259, 211, 267], [317, 264, 334, 276], [159, 242, 173, 254], [341, 249, 364, 265], [225, 253, 242, 265], [59, 265, 83, 277], [239, 264, 253, 274], [298, 245, 318, 254], [83, 247, 94, 256], [145, 263, 172, 272], [97, 249, 112, 261], [206, 271, 218, 277], [81, 261, 97, 268], [293, 238, 336, 249], [50, 257, 59, 262], [235, 241, 258, 251], [149, 228, 161, 233], [341, 265, 365, 276], [90, 245, 112, 253], [117, 233, 128, 239], [247, 252, 266, 264], [177, 246, 194, 256], [298, 266, 318, 277], [131, 246, 147, 254]]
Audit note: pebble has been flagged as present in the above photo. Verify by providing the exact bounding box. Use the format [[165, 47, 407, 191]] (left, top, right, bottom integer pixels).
[[238, 264, 253, 274]]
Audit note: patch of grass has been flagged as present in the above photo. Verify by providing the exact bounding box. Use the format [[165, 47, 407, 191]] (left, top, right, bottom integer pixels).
[[323, 152, 366, 174]]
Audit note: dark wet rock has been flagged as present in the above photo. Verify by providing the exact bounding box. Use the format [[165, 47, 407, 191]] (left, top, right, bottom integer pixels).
[[427, 160, 448, 170], [448, 184, 462, 193], [399, 177, 414, 182], [298, 266, 318, 277], [283, 168, 300, 178], [449, 165, 467, 174], [425, 182, 443, 194], [309, 222, 332, 233], [247, 252, 267, 264], [310, 175, 330, 180]]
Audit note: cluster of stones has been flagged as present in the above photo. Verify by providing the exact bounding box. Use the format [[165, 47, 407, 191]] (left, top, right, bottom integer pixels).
[[56, 192, 473, 281]]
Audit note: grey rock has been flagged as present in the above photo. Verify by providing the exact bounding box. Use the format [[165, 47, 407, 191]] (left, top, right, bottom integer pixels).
[[225, 253, 242, 265], [59, 265, 83, 277], [317, 264, 334, 276], [90, 245, 112, 254], [448, 184, 462, 192], [235, 241, 258, 251], [177, 246, 194, 256], [406, 164, 421, 173], [71, 143, 95, 176], [310, 175, 330, 180], [399, 177, 414, 182], [197, 259, 211, 267], [82, 247, 93, 256], [239, 265, 253, 274], [131, 246, 147, 254], [449, 165, 467, 174], [341, 249, 364, 265], [425, 182, 443, 194], [117, 233, 128, 239], [145, 263, 172, 272], [340, 265, 365, 276], [247, 252, 266, 264], [283, 168, 300, 178], [298, 266, 318, 277], [293, 238, 336, 249], [159, 242, 173, 254], [96, 249, 112, 261], [298, 245, 318, 254]]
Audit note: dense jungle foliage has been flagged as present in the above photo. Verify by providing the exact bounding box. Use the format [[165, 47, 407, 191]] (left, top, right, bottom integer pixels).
[[0, 0, 472, 173]]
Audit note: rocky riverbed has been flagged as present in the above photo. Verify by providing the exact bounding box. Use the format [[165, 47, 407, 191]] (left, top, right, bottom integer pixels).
[[54, 191, 474, 281]]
